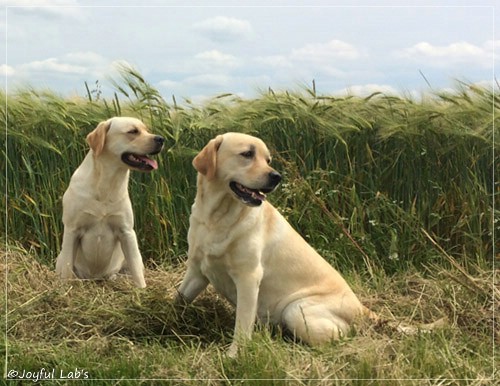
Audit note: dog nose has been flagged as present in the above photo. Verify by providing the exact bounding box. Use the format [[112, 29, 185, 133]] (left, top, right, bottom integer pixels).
[[268, 170, 282, 186], [155, 136, 165, 145]]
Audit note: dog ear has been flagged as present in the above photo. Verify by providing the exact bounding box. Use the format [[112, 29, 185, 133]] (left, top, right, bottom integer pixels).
[[86, 119, 111, 156], [192, 135, 224, 180]]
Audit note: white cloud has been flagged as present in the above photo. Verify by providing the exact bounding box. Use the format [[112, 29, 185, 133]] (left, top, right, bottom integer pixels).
[[291, 40, 362, 62], [20, 57, 87, 74], [483, 40, 500, 52], [1, 64, 15, 76], [63, 51, 106, 66], [405, 41, 479, 57], [315, 65, 347, 78], [336, 83, 399, 96], [8, 52, 120, 84], [400, 40, 497, 67], [194, 50, 240, 68], [193, 16, 255, 42]]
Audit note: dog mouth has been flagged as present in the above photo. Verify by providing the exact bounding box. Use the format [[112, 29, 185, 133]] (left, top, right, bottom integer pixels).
[[121, 152, 159, 172], [229, 181, 274, 207]]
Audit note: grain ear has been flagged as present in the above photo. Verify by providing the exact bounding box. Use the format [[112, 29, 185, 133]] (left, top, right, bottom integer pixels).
[[192, 135, 224, 180]]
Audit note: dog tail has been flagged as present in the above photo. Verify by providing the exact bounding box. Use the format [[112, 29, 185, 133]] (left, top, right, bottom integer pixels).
[[363, 305, 448, 335]]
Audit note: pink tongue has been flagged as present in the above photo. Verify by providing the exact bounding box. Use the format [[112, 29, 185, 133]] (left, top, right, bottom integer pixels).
[[138, 155, 158, 170]]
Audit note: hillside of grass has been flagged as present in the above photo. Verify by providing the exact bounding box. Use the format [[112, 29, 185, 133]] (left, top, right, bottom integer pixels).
[[2, 67, 498, 383]]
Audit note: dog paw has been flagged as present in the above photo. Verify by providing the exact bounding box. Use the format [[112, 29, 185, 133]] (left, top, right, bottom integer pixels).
[[226, 343, 239, 358], [134, 279, 147, 289], [58, 268, 77, 280]]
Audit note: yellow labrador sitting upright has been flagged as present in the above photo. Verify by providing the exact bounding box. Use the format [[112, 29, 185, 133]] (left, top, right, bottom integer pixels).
[[177, 132, 375, 356], [56, 117, 164, 288]]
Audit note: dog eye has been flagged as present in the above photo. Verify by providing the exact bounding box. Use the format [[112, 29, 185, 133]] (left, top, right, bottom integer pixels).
[[128, 128, 139, 135], [240, 150, 254, 159], [267, 158, 272, 164]]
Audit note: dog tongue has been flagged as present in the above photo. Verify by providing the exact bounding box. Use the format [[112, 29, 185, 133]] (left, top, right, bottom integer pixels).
[[138, 155, 158, 170]]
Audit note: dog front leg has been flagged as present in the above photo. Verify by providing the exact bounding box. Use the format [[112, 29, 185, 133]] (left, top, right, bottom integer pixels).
[[228, 267, 263, 357], [118, 230, 146, 288], [176, 264, 209, 305], [55, 229, 78, 279]]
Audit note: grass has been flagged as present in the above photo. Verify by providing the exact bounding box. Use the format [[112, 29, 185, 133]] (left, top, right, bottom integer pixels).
[[3, 244, 497, 384], [1, 66, 498, 383]]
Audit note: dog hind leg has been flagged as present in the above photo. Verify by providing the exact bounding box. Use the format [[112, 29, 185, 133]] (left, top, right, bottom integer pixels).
[[282, 301, 349, 345]]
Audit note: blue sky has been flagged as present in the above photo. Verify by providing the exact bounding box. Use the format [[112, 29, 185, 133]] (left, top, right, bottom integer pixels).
[[2, 1, 498, 102]]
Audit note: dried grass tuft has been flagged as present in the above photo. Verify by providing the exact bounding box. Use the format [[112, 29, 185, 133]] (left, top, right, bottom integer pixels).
[[3, 245, 234, 348], [4, 244, 496, 347]]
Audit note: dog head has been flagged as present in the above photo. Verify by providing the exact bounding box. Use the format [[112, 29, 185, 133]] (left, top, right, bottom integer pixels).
[[86, 117, 165, 172], [193, 133, 282, 207]]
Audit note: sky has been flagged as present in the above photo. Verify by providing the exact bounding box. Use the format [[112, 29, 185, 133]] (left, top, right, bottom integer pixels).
[[2, 0, 498, 102]]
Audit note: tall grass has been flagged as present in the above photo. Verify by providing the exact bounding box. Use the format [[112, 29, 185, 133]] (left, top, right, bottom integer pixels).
[[1, 67, 497, 274]]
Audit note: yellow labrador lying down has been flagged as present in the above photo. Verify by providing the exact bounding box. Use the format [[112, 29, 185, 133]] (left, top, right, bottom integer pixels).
[[177, 132, 375, 356], [56, 117, 164, 288]]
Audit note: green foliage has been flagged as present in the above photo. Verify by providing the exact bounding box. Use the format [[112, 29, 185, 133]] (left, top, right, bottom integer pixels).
[[1, 67, 497, 274]]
